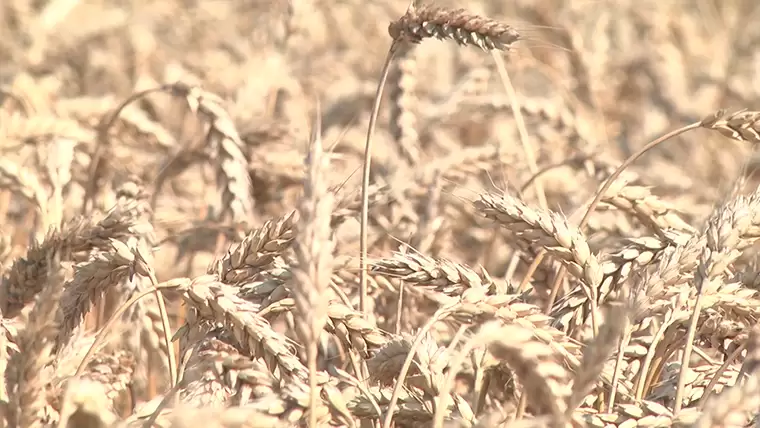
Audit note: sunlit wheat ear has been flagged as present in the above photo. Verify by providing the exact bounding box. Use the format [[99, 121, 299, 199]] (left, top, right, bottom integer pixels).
[[7, 258, 63, 428], [701, 109, 760, 143], [388, 4, 521, 51]]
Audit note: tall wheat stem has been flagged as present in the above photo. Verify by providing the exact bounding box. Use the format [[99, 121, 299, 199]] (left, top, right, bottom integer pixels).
[[360, 40, 401, 314]]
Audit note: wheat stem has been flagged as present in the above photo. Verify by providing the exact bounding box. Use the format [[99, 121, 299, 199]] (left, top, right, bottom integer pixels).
[[360, 40, 401, 314]]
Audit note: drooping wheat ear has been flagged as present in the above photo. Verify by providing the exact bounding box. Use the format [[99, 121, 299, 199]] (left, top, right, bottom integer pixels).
[[255, 295, 389, 358], [6, 259, 63, 428], [349, 387, 441, 425], [0, 197, 149, 319], [635, 235, 705, 321], [57, 240, 133, 340], [552, 230, 688, 334], [700, 109, 760, 143], [538, 111, 724, 342], [56, 95, 177, 149], [580, 109, 760, 248], [474, 192, 603, 306], [370, 251, 495, 296], [442, 290, 613, 397], [365, 333, 430, 389], [599, 183, 696, 236], [291, 106, 334, 428], [602, 230, 690, 288], [388, 4, 520, 51], [182, 275, 309, 382], [696, 188, 760, 292], [358, 6, 520, 315], [83, 84, 174, 214]]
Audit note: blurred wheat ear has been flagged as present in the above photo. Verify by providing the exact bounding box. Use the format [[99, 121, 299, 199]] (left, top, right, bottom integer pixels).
[[388, 4, 520, 50], [358, 2, 521, 315], [292, 101, 335, 428]]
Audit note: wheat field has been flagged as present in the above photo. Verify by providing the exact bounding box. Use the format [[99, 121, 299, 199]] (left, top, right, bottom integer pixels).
[[1, 0, 760, 427]]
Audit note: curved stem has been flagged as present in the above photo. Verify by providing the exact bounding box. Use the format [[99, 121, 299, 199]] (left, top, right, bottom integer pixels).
[[544, 122, 702, 336], [83, 85, 173, 214], [576, 122, 701, 231], [73, 281, 184, 378], [144, 267, 178, 388], [359, 41, 400, 314]]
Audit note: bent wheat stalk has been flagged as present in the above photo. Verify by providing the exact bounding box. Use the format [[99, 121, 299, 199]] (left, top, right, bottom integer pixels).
[[359, 39, 401, 315], [360, 2, 521, 315]]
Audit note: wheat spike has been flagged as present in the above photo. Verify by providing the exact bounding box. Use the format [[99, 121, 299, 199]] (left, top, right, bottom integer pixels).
[[388, 4, 520, 51]]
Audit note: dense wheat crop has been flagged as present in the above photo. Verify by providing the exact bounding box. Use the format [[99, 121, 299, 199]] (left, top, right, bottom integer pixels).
[[1, 0, 760, 427]]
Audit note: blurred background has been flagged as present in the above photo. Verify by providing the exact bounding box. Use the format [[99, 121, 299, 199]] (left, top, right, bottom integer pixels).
[[1, 0, 760, 417]]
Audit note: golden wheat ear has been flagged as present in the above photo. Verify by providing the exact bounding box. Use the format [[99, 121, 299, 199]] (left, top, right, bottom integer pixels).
[[358, 39, 401, 315], [388, 5, 520, 50]]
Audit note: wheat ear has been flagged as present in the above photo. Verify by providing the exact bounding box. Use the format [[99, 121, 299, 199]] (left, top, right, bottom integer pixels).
[[7, 258, 63, 428], [292, 103, 334, 428], [674, 188, 760, 414], [566, 298, 629, 414], [578, 109, 760, 261]]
